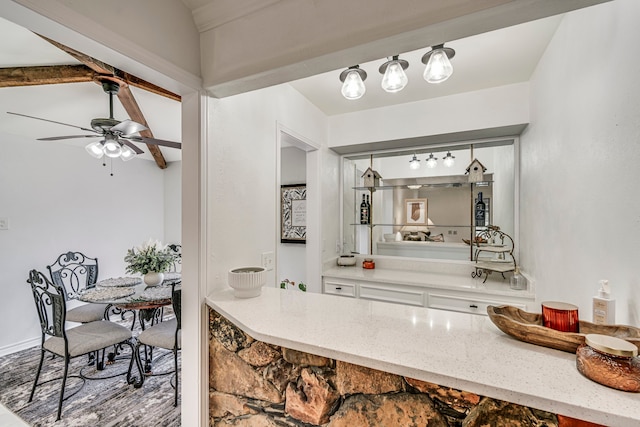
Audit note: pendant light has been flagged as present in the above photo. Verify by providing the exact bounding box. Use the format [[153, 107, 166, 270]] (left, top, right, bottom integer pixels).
[[425, 153, 438, 168], [422, 44, 456, 84], [409, 154, 420, 170], [379, 55, 409, 93], [339, 65, 367, 100], [443, 151, 456, 167]]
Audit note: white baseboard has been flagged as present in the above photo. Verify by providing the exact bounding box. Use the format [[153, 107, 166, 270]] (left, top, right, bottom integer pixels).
[[0, 337, 39, 357]]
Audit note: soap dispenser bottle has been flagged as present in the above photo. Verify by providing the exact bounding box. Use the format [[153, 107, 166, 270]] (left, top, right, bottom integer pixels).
[[592, 280, 615, 325]]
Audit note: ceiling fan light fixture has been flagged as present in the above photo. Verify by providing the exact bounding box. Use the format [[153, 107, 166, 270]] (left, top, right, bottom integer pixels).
[[85, 141, 104, 159], [103, 139, 122, 158], [422, 44, 455, 84], [379, 55, 409, 93], [340, 66, 367, 100], [120, 144, 137, 161]]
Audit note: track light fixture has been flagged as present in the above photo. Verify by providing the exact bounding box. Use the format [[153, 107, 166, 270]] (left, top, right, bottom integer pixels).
[[409, 154, 421, 170], [379, 55, 409, 93], [443, 151, 456, 167], [421, 44, 456, 84], [339, 65, 367, 100], [425, 153, 438, 168]]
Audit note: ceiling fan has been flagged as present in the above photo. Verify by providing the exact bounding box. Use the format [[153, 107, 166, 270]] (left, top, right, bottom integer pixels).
[[7, 79, 181, 162]]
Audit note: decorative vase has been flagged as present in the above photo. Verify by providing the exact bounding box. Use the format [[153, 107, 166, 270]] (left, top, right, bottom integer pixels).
[[143, 271, 164, 286]]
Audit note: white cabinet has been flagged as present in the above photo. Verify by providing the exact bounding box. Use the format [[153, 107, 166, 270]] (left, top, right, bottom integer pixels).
[[322, 272, 533, 316], [323, 279, 357, 298], [427, 293, 526, 316]]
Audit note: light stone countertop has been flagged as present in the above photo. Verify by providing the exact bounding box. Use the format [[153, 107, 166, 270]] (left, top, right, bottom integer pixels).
[[207, 287, 640, 426], [323, 266, 536, 300]]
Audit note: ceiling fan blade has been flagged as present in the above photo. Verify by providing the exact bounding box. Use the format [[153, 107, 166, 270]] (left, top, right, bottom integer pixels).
[[7, 111, 98, 134], [111, 119, 147, 136], [120, 139, 144, 154], [127, 136, 181, 149], [38, 135, 101, 141]]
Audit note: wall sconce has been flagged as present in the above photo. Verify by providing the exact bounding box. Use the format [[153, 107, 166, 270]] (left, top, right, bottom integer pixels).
[[422, 44, 456, 84], [409, 154, 421, 170], [379, 55, 409, 93], [339, 65, 367, 100], [425, 153, 438, 168], [443, 151, 456, 167]]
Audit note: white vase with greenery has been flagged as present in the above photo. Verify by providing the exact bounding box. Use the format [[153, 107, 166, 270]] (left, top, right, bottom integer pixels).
[[124, 239, 176, 287]]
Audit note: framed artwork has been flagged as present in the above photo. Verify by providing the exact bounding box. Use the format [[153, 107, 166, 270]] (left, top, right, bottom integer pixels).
[[404, 198, 428, 225], [281, 184, 306, 243]]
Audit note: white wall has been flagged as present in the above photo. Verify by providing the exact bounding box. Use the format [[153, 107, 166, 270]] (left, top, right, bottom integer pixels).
[[164, 160, 182, 244], [207, 84, 332, 294], [279, 147, 307, 289], [0, 134, 177, 354], [521, 0, 640, 324], [328, 83, 529, 148]]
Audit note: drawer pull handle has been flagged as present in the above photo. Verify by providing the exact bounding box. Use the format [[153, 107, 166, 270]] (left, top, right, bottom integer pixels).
[[335, 287, 342, 290], [469, 304, 478, 309]]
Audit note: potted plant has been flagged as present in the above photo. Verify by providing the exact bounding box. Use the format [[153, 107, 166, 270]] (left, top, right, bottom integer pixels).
[[125, 239, 177, 286]]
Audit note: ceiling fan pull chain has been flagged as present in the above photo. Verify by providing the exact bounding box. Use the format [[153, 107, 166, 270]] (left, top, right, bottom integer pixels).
[[110, 158, 114, 177]]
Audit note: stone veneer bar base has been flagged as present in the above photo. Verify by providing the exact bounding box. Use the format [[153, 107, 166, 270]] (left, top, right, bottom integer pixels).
[[209, 308, 602, 427]]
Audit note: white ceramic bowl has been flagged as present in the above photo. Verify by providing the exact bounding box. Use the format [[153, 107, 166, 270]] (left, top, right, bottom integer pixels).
[[383, 233, 396, 242], [228, 266, 267, 298]]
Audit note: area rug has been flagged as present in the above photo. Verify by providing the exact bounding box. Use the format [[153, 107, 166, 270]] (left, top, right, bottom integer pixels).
[[0, 318, 181, 426]]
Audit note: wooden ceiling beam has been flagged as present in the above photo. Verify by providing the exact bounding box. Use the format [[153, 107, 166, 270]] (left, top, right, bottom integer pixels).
[[0, 64, 95, 87], [37, 34, 180, 169], [117, 84, 168, 169]]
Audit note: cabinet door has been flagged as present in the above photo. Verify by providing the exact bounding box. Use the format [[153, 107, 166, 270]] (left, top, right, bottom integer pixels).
[[427, 293, 526, 316], [323, 279, 357, 298], [359, 284, 424, 306]]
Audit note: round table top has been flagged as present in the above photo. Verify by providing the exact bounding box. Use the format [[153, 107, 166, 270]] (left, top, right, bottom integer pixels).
[[79, 274, 180, 309]]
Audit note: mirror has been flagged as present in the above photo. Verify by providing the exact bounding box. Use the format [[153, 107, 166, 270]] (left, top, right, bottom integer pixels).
[[341, 138, 517, 261]]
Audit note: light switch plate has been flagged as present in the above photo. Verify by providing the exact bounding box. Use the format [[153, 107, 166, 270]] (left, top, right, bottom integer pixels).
[[261, 252, 274, 271], [0, 218, 8, 230]]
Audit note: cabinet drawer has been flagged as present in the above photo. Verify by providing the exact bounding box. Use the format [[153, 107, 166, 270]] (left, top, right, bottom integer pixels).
[[427, 293, 525, 316], [323, 281, 356, 298], [360, 284, 424, 306]]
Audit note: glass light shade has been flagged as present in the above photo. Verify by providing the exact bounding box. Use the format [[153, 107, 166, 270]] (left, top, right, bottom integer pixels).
[[425, 153, 438, 168], [423, 49, 453, 84], [120, 144, 136, 161], [409, 155, 420, 170], [103, 140, 122, 158], [443, 152, 455, 167], [381, 61, 408, 93], [341, 70, 366, 100], [85, 141, 104, 159]]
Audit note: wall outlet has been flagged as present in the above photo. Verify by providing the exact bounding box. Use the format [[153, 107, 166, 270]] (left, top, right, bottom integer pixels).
[[261, 251, 274, 271], [0, 218, 8, 230]]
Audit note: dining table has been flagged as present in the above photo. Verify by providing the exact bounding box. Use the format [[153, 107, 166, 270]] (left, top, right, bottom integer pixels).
[[78, 273, 181, 372]]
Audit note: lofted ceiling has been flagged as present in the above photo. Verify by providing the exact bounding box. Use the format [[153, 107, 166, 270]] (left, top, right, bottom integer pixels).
[[0, 17, 182, 164], [1, 3, 567, 160]]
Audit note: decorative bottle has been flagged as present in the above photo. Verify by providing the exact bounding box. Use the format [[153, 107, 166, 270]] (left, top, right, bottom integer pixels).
[[509, 266, 526, 290], [365, 194, 371, 224], [360, 194, 369, 224], [475, 191, 486, 226]]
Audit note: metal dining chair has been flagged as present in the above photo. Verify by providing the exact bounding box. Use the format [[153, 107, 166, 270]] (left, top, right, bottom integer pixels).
[[133, 282, 181, 406], [26, 269, 138, 421], [46, 251, 110, 323]]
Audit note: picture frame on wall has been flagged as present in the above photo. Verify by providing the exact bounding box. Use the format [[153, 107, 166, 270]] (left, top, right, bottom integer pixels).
[[281, 184, 306, 243], [404, 198, 428, 225]]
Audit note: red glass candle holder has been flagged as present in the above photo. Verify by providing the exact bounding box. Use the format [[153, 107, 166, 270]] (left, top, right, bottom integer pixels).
[[542, 301, 579, 333]]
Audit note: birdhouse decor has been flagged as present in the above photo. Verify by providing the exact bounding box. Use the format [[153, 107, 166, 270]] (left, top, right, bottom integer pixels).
[[361, 167, 382, 188], [465, 158, 487, 183]]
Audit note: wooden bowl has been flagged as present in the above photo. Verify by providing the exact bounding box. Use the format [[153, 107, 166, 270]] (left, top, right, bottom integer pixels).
[[487, 305, 640, 353]]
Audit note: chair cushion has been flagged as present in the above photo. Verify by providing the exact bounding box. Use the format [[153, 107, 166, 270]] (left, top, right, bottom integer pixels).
[[44, 321, 132, 357], [138, 319, 181, 350], [66, 303, 108, 323]]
